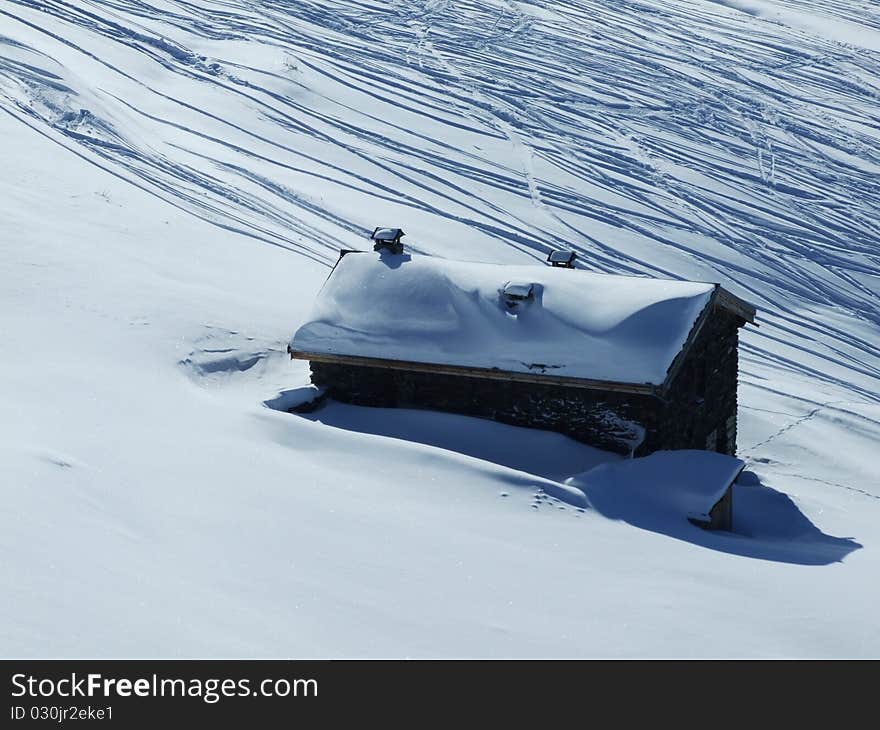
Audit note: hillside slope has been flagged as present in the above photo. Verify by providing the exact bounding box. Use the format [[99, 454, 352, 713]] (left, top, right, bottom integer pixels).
[[1, 0, 879, 656]]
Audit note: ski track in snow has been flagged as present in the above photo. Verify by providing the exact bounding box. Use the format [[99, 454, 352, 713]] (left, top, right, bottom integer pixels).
[[1, 1, 879, 461]]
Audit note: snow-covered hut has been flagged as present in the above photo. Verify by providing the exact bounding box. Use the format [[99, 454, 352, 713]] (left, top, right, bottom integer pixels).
[[288, 247, 756, 457]]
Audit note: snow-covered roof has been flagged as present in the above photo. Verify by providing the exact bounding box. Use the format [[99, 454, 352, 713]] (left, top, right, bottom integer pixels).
[[290, 252, 718, 386]]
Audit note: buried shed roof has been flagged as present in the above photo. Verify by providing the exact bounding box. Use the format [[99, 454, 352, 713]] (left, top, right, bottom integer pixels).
[[290, 252, 755, 391]]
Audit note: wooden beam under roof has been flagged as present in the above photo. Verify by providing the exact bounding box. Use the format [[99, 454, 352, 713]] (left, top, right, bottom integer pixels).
[[715, 287, 757, 325], [290, 350, 659, 395]]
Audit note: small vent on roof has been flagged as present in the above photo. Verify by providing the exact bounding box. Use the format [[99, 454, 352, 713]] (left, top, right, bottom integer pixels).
[[547, 249, 577, 268], [501, 281, 535, 310], [371, 227, 405, 255]]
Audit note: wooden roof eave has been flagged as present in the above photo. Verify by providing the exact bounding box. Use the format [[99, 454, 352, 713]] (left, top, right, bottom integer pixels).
[[290, 349, 660, 396], [715, 286, 757, 325]]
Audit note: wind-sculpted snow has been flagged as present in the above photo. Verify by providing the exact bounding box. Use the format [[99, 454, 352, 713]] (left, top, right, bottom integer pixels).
[[2, 0, 880, 422]]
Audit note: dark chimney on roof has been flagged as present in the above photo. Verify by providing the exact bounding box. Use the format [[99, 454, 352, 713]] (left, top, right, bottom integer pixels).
[[371, 227, 405, 255], [547, 249, 577, 268]]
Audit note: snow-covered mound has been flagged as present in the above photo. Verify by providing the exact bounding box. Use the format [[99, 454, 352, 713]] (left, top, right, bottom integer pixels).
[[569, 450, 743, 526], [296, 398, 619, 497], [2, 0, 880, 657], [292, 251, 714, 384]]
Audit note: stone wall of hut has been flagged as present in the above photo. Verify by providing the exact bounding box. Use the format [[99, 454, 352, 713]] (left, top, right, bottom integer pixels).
[[308, 306, 743, 457], [309, 361, 657, 455], [654, 306, 742, 456]]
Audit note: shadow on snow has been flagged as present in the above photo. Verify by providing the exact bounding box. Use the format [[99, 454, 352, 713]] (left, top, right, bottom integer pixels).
[[267, 392, 861, 566]]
